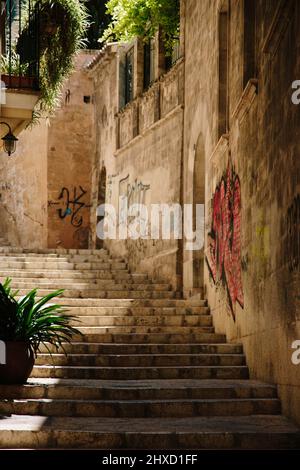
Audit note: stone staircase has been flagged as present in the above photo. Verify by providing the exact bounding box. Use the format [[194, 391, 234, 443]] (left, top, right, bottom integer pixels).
[[0, 247, 299, 449]]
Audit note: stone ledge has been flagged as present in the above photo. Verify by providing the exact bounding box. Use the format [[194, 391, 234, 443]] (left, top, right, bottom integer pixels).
[[208, 134, 229, 164], [262, 0, 294, 58], [231, 79, 258, 124]]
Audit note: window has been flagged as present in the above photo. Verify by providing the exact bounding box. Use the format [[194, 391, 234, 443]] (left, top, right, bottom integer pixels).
[[119, 45, 134, 109], [143, 39, 155, 90], [165, 40, 180, 71], [125, 46, 134, 104], [243, 0, 256, 87], [218, 9, 229, 138]]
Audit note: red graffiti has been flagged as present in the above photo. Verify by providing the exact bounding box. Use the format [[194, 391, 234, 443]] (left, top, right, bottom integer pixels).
[[206, 162, 244, 319]]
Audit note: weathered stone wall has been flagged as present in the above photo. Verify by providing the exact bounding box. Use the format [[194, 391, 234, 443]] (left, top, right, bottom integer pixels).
[[111, 107, 183, 288], [0, 119, 48, 248], [183, 0, 300, 424], [182, 0, 218, 298], [88, 46, 119, 251], [90, 47, 184, 288], [47, 52, 95, 249]]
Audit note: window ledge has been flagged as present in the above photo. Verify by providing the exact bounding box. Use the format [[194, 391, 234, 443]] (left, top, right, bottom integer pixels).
[[231, 79, 258, 124], [262, 0, 294, 58], [209, 133, 229, 163]]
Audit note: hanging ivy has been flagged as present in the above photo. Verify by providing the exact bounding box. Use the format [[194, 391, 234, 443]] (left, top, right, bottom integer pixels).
[[18, 0, 89, 113], [101, 0, 180, 55]]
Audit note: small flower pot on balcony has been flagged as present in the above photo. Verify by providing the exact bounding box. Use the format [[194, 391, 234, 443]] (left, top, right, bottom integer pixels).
[[1, 74, 36, 89]]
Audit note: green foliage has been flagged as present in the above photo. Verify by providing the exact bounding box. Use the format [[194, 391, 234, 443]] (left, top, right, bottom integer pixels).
[[17, 0, 89, 113], [37, 0, 89, 112], [0, 278, 80, 356], [0, 50, 29, 76], [101, 0, 180, 54]]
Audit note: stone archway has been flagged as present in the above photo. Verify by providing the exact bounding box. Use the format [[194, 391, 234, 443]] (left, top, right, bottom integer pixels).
[[96, 166, 107, 249], [192, 133, 205, 292]]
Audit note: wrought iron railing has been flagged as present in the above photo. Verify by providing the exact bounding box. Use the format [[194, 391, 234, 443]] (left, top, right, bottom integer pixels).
[[0, 0, 40, 90]]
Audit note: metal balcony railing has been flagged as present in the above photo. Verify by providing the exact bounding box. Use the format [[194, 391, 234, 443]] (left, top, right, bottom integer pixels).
[[0, 0, 40, 90]]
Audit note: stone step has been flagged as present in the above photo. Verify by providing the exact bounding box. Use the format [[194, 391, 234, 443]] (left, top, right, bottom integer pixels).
[[71, 332, 225, 344], [0, 255, 120, 263], [1, 415, 299, 449], [55, 298, 207, 307], [75, 326, 215, 335], [8, 277, 154, 286], [0, 397, 280, 418], [0, 255, 125, 264], [15, 288, 176, 299], [0, 378, 277, 400], [67, 255, 122, 262], [0, 252, 111, 260], [0, 248, 109, 255], [63, 306, 210, 316], [31, 365, 249, 380], [35, 353, 244, 367], [39, 342, 243, 355], [0, 270, 148, 281], [66, 314, 213, 327], [0, 261, 128, 270], [11, 281, 170, 291]]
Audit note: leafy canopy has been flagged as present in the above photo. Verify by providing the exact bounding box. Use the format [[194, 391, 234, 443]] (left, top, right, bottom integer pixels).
[[101, 0, 180, 53]]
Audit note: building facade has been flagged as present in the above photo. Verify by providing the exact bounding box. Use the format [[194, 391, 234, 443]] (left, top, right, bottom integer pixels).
[[87, 0, 300, 424], [0, 0, 299, 425], [0, 52, 95, 249]]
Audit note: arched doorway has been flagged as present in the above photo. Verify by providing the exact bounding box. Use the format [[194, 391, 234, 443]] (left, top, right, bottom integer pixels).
[[193, 133, 205, 291], [96, 166, 106, 249]]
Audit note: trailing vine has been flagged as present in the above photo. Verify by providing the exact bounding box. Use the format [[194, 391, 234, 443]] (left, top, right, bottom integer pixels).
[[101, 0, 180, 55], [18, 0, 89, 114]]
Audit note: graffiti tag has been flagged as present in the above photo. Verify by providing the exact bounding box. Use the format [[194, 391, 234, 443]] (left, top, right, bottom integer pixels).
[[206, 161, 244, 319], [57, 186, 90, 228]]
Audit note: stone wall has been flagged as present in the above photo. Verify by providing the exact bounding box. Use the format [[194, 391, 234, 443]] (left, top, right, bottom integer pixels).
[[183, 0, 300, 424], [47, 52, 95, 249], [0, 119, 48, 248], [112, 106, 183, 288], [89, 46, 184, 288]]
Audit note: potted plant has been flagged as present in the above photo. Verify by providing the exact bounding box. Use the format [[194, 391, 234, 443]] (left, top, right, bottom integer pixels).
[[0, 51, 34, 89], [0, 278, 80, 384]]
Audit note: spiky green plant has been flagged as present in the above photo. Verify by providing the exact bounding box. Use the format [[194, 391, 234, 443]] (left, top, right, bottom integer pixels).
[[0, 278, 80, 356]]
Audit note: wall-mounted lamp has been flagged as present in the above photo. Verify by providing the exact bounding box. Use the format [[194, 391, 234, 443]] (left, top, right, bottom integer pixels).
[[0, 122, 18, 156]]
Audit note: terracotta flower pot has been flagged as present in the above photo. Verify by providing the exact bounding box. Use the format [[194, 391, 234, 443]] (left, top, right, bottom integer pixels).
[[0, 341, 34, 384], [1, 74, 36, 89]]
